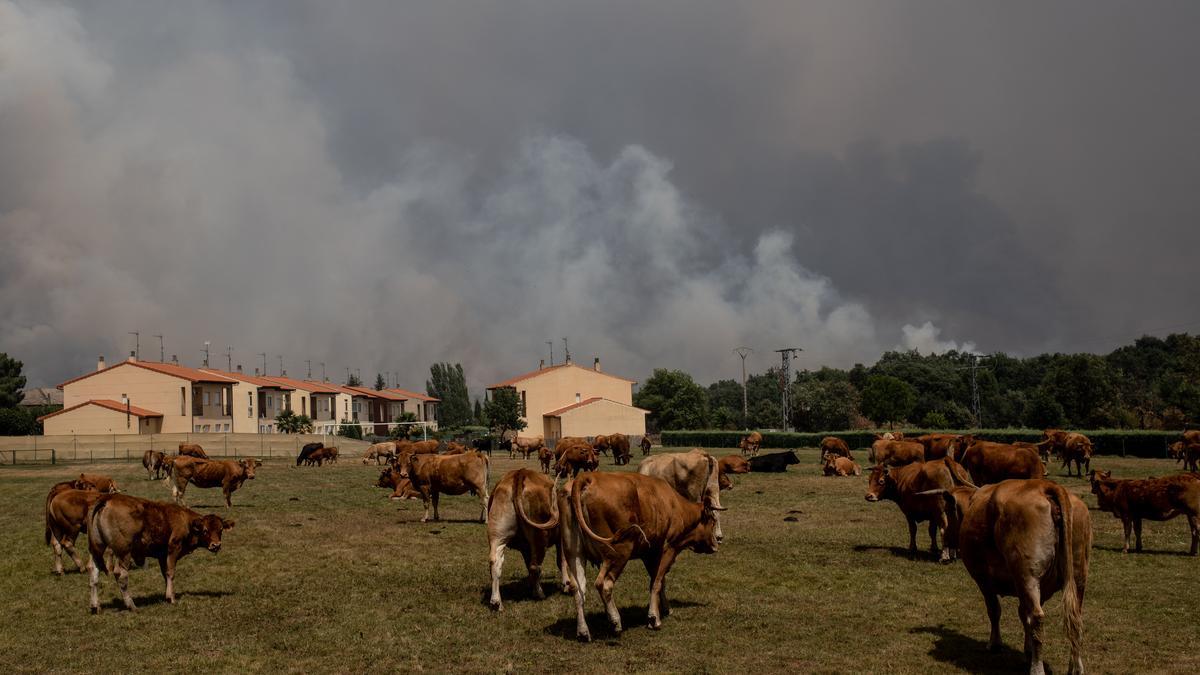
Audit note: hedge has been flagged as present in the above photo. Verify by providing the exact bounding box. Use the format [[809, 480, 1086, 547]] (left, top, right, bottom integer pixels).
[[660, 429, 1185, 458]]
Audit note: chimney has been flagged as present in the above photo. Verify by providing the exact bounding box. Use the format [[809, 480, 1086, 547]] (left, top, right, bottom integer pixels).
[[96, 356, 106, 371], [565, 354, 572, 365], [593, 357, 601, 372], [539, 359, 545, 370], [171, 354, 179, 365], [254, 367, 260, 376], [129, 350, 137, 363], [237, 364, 243, 374]]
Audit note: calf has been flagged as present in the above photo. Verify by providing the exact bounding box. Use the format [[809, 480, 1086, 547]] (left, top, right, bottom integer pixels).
[[869, 439, 925, 467], [87, 494, 233, 612], [487, 469, 573, 611], [402, 452, 490, 523], [44, 480, 101, 574], [819, 436, 853, 462], [323, 446, 339, 464], [531, 471, 722, 640], [718, 454, 751, 490], [934, 480, 1090, 675], [822, 454, 861, 477], [554, 438, 599, 478], [914, 434, 963, 461], [78, 473, 119, 494], [142, 450, 167, 480], [864, 458, 973, 562], [640, 435, 653, 456], [303, 447, 338, 466], [1088, 470, 1200, 555], [538, 445, 554, 475], [638, 449, 726, 541], [375, 466, 423, 500], [169, 457, 260, 508], [739, 431, 763, 458], [958, 440, 1045, 485], [748, 450, 799, 472], [177, 443, 209, 459], [1169, 441, 1200, 472]]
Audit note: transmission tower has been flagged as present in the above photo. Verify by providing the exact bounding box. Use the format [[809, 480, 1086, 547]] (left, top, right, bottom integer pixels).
[[775, 347, 803, 431], [955, 355, 990, 428]]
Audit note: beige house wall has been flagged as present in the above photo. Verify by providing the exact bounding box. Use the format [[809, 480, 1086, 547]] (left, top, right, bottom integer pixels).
[[510, 365, 635, 431], [42, 404, 162, 435], [553, 399, 647, 438], [61, 362, 220, 434]]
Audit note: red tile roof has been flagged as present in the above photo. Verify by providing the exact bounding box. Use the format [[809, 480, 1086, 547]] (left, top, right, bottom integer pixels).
[[543, 397, 651, 417], [486, 363, 636, 389], [386, 388, 439, 402], [260, 376, 344, 394], [344, 385, 408, 401], [201, 369, 295, 390], [57, 359, 237, 389], [38, 399, 163, 422]]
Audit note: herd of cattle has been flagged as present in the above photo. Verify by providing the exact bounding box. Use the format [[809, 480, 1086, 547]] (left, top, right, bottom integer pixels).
[[38, 428, 1200, 673]]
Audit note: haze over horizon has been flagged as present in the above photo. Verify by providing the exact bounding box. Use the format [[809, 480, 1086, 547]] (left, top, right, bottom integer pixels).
[[3, 1, 1199, 393]]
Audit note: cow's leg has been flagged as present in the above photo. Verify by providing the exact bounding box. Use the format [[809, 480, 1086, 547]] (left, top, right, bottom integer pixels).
[[557, 542, 574, 594], [1134, 518, 1143, 552], [115, 558, 136, 611], [224, 486, 233, 509], [527, 538, 547, 600], [1017, 580, 1046, 675], [928, 520, 940, 555], [162, 554, 178, 603], [88, 553, 103, 613], [172, 479, 187, 506], [1188, 514, 1199, 556], [646, 548, 678, 628], [419, 490, 433, 523], [570, 550, 591, 641], [595, 556, 628, 634], [479, 485, 489, 524], [488, 538, 507, 611], [50, 533, 66, 575], [907, 518, 919, 554], [1121, 518, 1132, 553], [431, 491, 441, 521], [982, 590, 1002, 651], [61, 534, 86, 572]]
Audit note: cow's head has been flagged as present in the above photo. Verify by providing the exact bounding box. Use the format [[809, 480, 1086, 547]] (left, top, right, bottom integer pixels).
[[70, 477, 98, 491], [1087, 469, 1113, 494], [783, 450, 800, 466], [1168, 441, 1185, 461], [865, 465, 893, 502], [239, 458, 261, 479], [718, 471, 733, 491], [686, 497, 725, 553], [189, 514, 234, 553]]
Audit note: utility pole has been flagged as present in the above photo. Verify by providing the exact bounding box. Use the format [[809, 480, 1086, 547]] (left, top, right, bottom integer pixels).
[[202, 341, 210, 367], [277, 355, 284, 377], [306, 360, 312, 379], [562, 337, 571, 364], [129, 332, 140, 359], [154, 334, 164, 362], [955, 355, 989, 428], [733, 347, 753, 429], [225, 346, 233, 372], [775, 347, 803, 431], [546, 340, 554, 366], [258, 353, 267, 376]]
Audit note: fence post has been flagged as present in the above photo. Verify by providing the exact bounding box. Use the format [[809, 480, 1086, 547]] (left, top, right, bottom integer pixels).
[[52, 448, 56, 465]]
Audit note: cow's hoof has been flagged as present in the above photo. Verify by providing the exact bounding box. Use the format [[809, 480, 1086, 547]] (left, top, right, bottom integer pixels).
[[647, 618, 662, 630], [90, 606, 99, 615], [576, 631, 591, 643], [489, 600, 502, 612]]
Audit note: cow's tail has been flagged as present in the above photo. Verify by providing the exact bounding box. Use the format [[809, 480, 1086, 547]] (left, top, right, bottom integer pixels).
[[44, 497, 53, 546], [514, 470, 559, 531], [571, 475, 647, 549], [1047, 483, 1082, 661], [85, 496, 113, 574]]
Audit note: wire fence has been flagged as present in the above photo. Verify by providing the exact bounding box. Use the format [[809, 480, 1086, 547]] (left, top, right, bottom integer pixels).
[[0, 433, 373, 466]]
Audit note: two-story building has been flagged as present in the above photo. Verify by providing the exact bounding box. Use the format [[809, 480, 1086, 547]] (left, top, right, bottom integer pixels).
[[485, 358, 647, 442], [386, 388, 440, 428]]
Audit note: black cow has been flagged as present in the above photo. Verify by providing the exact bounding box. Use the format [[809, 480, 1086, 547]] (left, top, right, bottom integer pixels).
[[495, 438, 513, 457], [472, 438, 493, 456], [748, 450, 800, 472], [296, 442, 323, 467]]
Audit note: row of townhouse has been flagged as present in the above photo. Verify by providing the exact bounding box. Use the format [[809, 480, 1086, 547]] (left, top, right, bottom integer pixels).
[[38, 354, 439, 436]]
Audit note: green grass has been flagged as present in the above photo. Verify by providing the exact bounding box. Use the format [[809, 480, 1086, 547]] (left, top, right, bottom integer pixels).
[[1, 450, 1196, 673]]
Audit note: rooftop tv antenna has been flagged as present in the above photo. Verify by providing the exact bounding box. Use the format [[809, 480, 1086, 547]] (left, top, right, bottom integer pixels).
[[225, 346, 233, 372], [153, 334, 164, 362], [128, 332, 140, 360], [202, 341, 210, 367], [546, 340, 554, 366]]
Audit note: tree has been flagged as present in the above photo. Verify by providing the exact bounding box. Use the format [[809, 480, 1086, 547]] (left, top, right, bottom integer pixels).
[[337, 418, 363, 440], [484, 388, 527, 440], [390, 412, 419, 440], [634, 369, 709, 431], [275, 409, 314, 434], [0, 408, 36, 435], [426, 363, 471, 428], [859, 375, 916, 428], [473, 398, 485, 426], [921, 411, 950, 429], [1022, 388, 1065, 429], [790, 380, 860, 432], [346, 373, 363, 387], [0, 353, 26, 408], [374, 373, 386, 391]]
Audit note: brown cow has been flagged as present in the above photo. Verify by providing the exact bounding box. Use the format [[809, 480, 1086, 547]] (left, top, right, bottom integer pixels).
[[538, 445, 554, 475], [822, 454, 861, 477], [78, 473, 119, 494], [864, 458, 974, 562], [177, 443, 209, 459], [362, 441, 397, 465], [402, 451, 490, 523], [554, 437, 598, 478], [594, 433, 632, 465], [1041, 430, 1093, 476], [1169, 440, 1200, 472], [933, 479, 1090, 674], [521, 471, 722, 640], [87, 494, 233, 612], [819, 436, 853, 461], [638, 449, 726, 541], [640, 435, 653, 456], [486, 469, 573, 611], [394, 439, 439, 468], [1089, 469, 1200, 555], [303, 447, 333, 466], [323, 446, 339, 464], [869, 439, 925, 467], [45, 480, 101, 575], [959, 440, 1045, 485], [442, 441, 471, 455], [512, 436, 545, 460], [142, 450, 167, 480], [739, 431, 763, 458], [914, 434, 963, 461], [375, 466, 423, 500], [168, 457, 259, 508], [717, 454, 751, 490]]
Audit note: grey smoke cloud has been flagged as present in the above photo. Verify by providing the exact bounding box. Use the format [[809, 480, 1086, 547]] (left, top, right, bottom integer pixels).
[[3, 1, 1199, 392]]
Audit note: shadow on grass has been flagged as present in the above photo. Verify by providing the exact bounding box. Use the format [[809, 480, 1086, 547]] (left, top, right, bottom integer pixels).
[[99, 589, 234, 611], [1093, 544, 1195, 557], [478, 580, 566, 608], [542, 601, 707, 641], [909, 625, 1026, 673], [852, 544, 944, 563]]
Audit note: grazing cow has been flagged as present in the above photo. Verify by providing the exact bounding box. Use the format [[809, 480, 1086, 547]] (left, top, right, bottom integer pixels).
[[374, 466, 423, 500], [594, 433, 632, 465], [45, 481, 102, 574], [739, 431, 763, 458], [303, 447, 338, 466], [640, 435, 653, 456], [1089, 470, 1200, 555], [638, 449, 726, 541], [959, 440, 1045, 485], [819, 436, 853, 462], [78, 473, 119, 494], [933, 479, 1090, 675], [142, 450, 167, 480], [718, 454, 751, 490], [168, 457, 259, 508], [402, 452, 491, 523], [538, 445, 554, 475], [297, 442, 324, 466], [323, 446, 339, 464], [1041, 430, 1094, 476], [914, 434, 963, 461], [1168, 440, 1200, 472], [472, 437, 494, 456], [822, 455, 861, 477], [554, 437, 599, 478], [869, 439, 925, 467], [362, 442, 397, 465], [748, 450, 799, 473], [864, 458, 974, 562], [177, 443, 208, 459], [487, 469, 574, 611], [87, 494, 233, 612], [524, 471, 722, 640], [513, 436, 545, 460]]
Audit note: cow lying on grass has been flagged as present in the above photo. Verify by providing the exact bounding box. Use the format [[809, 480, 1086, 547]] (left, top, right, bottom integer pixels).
[[822, 454, 860, 477], [1089, 469, 1200, 555], [748, 450, 799, 472], [87, 494, 233, 612], [717, 454, 751, 490]]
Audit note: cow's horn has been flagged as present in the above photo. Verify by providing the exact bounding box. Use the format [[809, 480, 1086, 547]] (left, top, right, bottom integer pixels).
[[709, 504, 728, 511], [916, 489, 948, 496]]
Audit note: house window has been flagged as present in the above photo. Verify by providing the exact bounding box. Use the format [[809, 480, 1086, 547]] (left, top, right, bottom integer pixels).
[[576, 393, 581, 403], [323, 398, 329, 412], [248, 393, 253, 418], [194, 425, 202, 432], [204, 392, 210, 406], [285, 393, 292, 412], [267, 395, 273, 409], [302, 397, 307, 415]]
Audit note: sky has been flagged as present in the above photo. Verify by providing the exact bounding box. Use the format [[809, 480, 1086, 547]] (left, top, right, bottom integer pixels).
[[3, 1, 1199, 394]]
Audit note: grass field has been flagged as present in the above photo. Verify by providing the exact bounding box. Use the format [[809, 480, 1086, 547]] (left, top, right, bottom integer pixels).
[[1, 449, 1197, 673]]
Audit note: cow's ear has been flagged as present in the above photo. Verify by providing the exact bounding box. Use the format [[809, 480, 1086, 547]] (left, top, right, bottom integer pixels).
[[189, 517, 206, 535], [222, 519, 235, 530]]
